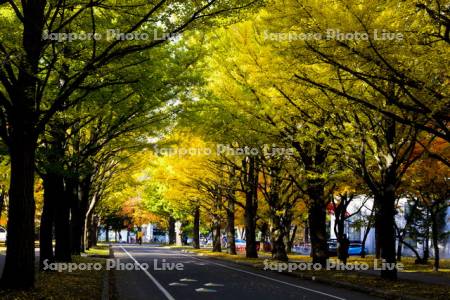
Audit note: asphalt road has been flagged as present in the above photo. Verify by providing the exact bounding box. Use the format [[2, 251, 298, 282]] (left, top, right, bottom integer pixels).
[[112, 245, 380, 300]]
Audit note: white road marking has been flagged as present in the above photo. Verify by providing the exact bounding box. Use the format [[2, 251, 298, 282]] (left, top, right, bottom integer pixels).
[[195, 288, 217, 293], [120, 246, 175, 300], [169, 282, 188, 286], [182, 253, 346, 300], [179, 278, 197, 282], [204, 283, 224, 287]]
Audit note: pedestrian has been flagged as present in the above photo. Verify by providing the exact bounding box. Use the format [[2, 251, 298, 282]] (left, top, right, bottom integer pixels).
[[137, 230, 143, 245], [222, 235, 227, 248]]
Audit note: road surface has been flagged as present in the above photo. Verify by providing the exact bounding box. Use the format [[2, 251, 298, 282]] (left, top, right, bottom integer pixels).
[[112, 245, 380, 300]]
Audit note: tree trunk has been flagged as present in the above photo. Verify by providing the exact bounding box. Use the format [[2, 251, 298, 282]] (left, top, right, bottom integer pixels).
[[243, 177, 258, 258], [335, 209, 346, 263], [226, 200, 236, 255], [423, 217, 430, 262], [396, 237, 403, 262], [39, 174, 57, 269], [307, 182, 328, 266], [430, 210, 440, 271], [89, 215, 98, 248], [375, 212, 382, 259], [175, 222, 183, 246], [360, 209, 374, 258], [242, 156, 258, 258], [168, 216, 176, 244], [0, 0, 46, 288], [270, 215, 288, 261], [286, 225, 297, 254], [54, 176, 72, 262], [40, 118, 67, 264], [105, 227, 110, 242], [244, 197, 258, 258], [83, 193, 98, 250], [376, 118, 398, 280], [376, 191, 398, 280], [85, 211, 93, 249], [308, 204, 328, 266], [193, 207, 200, 249], [260, 222, 269, 243], [1, 132, 37, 288], [212, 219, 221, 252], [70, 179, 82, 255], [70, 203, 81, 254], [71, 176, 90, 254]]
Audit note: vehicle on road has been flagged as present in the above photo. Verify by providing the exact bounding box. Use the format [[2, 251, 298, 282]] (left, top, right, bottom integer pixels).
[[292, 243, 311, 255], [348, 242, 368, 255], [200, 237, 212, 246], [327, 239, 337, 256], [327, 239, 368, 256], [0, 226, 6, 241], [235, 239, 260, 252]]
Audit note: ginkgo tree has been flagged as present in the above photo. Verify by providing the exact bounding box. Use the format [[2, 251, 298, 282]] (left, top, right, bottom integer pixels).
[[203, 0, 449, 278], [0, 0, 259, 288], [197, 19, 342, 265], [258, 0, 449, 279], [142, 132, 217, 246]]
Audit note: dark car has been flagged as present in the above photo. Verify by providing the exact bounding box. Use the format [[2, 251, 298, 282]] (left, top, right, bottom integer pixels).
[[327, 239, 337, 256]]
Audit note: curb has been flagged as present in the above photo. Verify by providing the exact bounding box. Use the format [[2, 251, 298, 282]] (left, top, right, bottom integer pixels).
[[181, 250, 426, 300]]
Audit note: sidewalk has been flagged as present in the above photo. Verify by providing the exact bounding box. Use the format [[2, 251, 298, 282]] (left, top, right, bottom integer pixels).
[[193, 249, 450, 286], [288, 257, 450, 287], [359, 269, 450, 286]]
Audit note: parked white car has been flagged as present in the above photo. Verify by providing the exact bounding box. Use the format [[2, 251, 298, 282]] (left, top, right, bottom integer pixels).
[[0, 226, 6, 241]]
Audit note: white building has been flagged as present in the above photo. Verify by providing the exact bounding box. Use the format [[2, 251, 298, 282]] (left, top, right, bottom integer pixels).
[[328, 196, 450, 258]]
